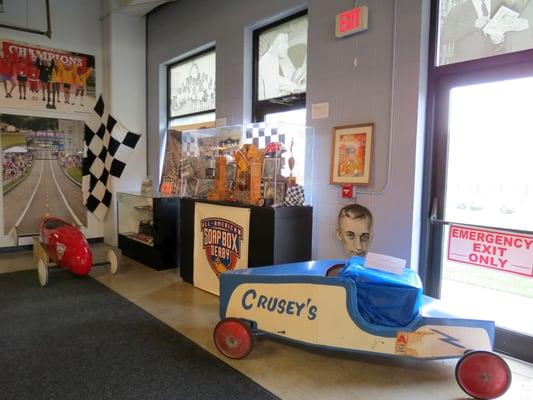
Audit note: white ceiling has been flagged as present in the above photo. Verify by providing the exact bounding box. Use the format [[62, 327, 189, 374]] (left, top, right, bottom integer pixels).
[[115, 0, 177, 16]]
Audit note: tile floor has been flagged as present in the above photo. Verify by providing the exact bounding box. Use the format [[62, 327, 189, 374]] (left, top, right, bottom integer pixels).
[[1, 243, 532, 400]]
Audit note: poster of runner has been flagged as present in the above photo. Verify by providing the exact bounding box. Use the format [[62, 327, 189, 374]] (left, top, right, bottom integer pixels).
[[1, 114, 86, 236], [0, 39, 96, 114]]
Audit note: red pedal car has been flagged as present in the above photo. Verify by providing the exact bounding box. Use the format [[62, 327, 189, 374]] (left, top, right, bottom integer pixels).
[[34, 216, 118, 286]]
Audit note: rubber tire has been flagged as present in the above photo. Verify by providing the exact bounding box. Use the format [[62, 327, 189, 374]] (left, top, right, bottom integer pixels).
[[37, 258, 48, 287], [455, 350, 512, 400], [107, 249, 118, 275], [213, 318, 254, 359]]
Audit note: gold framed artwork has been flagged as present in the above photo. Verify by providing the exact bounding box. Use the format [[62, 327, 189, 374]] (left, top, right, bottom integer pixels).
[[330, 123, 373, 185]]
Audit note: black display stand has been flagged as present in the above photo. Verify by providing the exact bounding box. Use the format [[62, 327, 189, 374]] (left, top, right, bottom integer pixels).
[[179, 198, 313, 283], [118, 195, 179, 270]]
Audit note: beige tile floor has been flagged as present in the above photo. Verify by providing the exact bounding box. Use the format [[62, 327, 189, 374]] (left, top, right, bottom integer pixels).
[[2, 243, 532, 400]]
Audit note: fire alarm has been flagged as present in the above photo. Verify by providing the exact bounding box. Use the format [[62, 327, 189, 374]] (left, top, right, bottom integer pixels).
[[341, 184, 356, 199]]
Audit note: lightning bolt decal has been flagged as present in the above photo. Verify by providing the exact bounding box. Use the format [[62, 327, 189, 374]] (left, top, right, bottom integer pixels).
[[429, 328, 466, 349]]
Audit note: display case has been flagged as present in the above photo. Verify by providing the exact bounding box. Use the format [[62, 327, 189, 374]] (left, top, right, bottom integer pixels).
[[164, 122, 314, 207], [117, 191, 178, 270]]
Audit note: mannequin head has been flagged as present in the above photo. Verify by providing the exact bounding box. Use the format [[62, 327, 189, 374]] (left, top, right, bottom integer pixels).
[[336, 204, 373, 257]]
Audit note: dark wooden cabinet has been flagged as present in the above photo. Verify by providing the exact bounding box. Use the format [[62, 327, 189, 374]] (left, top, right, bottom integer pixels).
[[179, 198, 313, 283], [117, 192, 179, 270]]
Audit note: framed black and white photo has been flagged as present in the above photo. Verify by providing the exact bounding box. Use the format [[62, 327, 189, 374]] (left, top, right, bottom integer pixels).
[[168, 48, 216, 119], [436, 0, 533, 66], [253, 11, 308, 121]]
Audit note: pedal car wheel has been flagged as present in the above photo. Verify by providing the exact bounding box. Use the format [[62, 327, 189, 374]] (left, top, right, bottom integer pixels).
[[213, 318, 253, 359], [37, 258, 48, 287], [455, 350, 512, 400], [107, 249, 118, 275]]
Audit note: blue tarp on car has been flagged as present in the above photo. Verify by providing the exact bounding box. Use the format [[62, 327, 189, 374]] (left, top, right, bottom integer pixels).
[[339, 256, 423, 327]]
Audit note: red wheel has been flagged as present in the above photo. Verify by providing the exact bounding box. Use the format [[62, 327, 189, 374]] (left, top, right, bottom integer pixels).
[[213, 318, 253, 359], [455, 351, 512, 399]]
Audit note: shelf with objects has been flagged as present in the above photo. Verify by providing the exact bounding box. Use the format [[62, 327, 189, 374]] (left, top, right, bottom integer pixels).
[[117, 191, 179, 270], [167, 122, 315, 293]]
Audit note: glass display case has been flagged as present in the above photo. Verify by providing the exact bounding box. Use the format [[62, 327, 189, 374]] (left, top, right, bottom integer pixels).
[[171, 122, 314, 207], [117, 191, 178, 270]]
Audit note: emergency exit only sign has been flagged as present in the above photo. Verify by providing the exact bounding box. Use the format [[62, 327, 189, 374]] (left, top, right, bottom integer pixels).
[[448, 225, 533, 277]]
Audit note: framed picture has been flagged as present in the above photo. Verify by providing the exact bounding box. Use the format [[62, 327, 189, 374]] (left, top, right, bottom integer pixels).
[[330, 123, 373, 185], [263, 181, 285, 205], [262, 157, 282, 180]]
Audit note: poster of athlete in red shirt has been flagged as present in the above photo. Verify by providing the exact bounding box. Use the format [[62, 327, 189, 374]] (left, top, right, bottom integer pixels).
[[0, 38, 96, 114]]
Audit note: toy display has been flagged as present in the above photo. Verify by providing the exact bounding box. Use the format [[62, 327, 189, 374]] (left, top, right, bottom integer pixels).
[[178, 123, 314, 208], [231, 143, 264, 204], [178, 126, 242, 198], [34, 216, 118, 287], [214, 257, 512, 400]]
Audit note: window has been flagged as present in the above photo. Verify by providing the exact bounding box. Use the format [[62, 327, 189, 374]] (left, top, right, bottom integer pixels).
[[422, 0, 533, 362], [167, 48, 216, 126], [253, 11, 308, 122], [436, 0, 533, 66]]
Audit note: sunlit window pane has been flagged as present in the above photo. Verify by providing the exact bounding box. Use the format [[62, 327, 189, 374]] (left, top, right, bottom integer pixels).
[[445, 76, 533, 232]]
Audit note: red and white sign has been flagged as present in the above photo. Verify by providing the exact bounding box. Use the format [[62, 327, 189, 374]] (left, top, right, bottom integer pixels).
[[448, 225, 533, 277], [335, 6, 369, 38]]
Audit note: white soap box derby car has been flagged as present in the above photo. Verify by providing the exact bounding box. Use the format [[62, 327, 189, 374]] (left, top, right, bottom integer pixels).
[[214, 257, 512, 400]]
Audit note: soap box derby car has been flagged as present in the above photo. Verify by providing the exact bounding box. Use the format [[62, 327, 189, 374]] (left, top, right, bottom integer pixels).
[[214, 257, 512, 400], [33, 216, 118, 286]]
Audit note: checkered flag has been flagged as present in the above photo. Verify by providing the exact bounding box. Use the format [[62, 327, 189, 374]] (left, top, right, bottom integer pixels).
[[82, 95, 141, 220], [284, 185, 305, 206], [245, 123, 285, 148]]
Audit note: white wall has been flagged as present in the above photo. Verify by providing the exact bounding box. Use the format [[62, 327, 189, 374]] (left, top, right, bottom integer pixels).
[[101, 12, 147, 246], [0, 0, 104, 246], [0, 0, 147, 247], [146, 0, 429, 267]]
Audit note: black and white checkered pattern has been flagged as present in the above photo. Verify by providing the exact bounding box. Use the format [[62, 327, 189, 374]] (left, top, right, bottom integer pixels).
[[181, 134, 196, 158], [245, 123, 285, 149], [82, 95, 141, 220], [284, 185, 305, 206]]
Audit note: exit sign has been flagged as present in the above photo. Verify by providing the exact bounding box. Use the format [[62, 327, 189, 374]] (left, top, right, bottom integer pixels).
[[335, 6, 368, 38]]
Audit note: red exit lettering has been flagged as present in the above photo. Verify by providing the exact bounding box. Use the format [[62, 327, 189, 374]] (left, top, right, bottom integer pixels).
[[339, 8, 361, 33], [335, 6, 368, 38]]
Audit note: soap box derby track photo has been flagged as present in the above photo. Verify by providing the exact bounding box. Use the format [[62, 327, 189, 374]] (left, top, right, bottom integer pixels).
[[214, 257, 512, 400], [32, 216, 118, 287]]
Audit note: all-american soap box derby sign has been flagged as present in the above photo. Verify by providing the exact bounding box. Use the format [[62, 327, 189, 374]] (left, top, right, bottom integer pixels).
[[193, 203, 251, 295]]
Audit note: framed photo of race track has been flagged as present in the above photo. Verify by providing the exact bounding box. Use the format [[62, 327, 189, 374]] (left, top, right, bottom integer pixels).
[[0, 113, 87, 236], [330, 123, 373, 185]]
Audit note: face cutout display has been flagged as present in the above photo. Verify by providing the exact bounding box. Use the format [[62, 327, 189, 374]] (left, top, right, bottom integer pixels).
[[336, 216, 373, 257]]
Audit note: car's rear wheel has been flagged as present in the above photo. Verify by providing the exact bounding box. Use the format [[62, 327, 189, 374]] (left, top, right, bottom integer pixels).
[[455, 350, 512, 399]]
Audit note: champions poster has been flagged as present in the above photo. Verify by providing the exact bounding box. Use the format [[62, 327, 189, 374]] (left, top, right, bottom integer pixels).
[[0, 39, 96, 114], [193, 203, 250, 295]]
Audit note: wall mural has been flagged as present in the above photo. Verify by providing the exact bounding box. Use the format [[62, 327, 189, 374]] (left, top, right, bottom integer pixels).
[[0, 39, 96, 114], [1, 114, 86, 236]]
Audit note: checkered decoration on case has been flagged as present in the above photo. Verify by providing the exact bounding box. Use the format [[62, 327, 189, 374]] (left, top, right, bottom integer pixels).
[[245, 124, 285, 148], [181, 134, 196, 158], [82, 95, 141, 220], [284, 184, 305, 206]]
